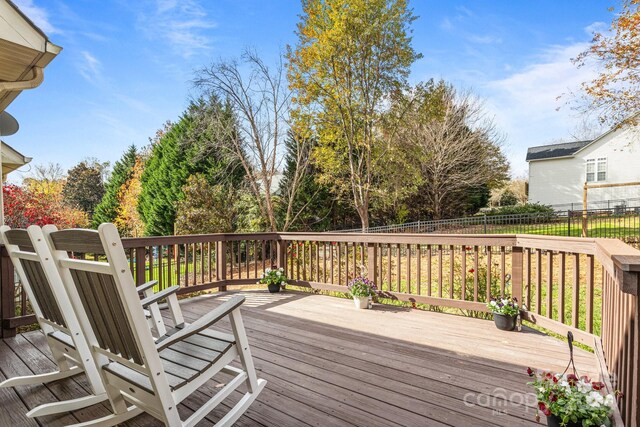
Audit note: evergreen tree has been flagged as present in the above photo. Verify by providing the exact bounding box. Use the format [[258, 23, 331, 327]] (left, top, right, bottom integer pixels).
[[139, 96, 245, 236], [92, 145, 137, 228]]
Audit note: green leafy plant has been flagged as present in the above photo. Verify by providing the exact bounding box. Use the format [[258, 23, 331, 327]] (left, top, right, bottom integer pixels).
[[258, 267, 287, 288], [528, 368, 616, 426], [347, 276, 377, 298], [487, 296, 521, 316]]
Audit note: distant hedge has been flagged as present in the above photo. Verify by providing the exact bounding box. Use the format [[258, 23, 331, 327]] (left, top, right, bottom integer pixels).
[[481, 203, 555, 216]]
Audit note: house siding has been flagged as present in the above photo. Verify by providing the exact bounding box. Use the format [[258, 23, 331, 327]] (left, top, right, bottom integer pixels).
[[528, 127, 640, 207]]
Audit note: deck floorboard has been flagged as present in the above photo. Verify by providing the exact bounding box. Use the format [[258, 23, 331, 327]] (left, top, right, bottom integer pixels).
[[0, 290, 599, 426]]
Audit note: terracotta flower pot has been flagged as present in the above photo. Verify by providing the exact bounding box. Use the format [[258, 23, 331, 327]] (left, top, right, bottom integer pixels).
[[493, 313, 517, 331]]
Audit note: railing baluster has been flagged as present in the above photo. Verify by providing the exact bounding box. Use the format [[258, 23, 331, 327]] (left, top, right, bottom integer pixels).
[[438, 244, 443, 298], [586, 254, 594, 333], [486, 246, 492, 303], [526, 248, 531, 309], [461, 245, 466, 300], [337, 243, 342, 286], [535, 249, 542, 314], [558, 252, 566, 323], [449, 245, 454, 299], [387, 243, 392, 292], [572, 253, 580, 328], [500, 246, 506, 295], [427, 245, 432, 296], [473, 246, 478, 301], [416, 244, 421, 295], [407, 244, 412, 294], [547, 251, 553, 318], [396, 244, 401, 293]]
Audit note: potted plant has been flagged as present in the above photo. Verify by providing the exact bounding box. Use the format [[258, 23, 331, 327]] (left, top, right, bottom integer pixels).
[[258, 267, 287, 293], [486, 296, 520, 331], [347, 276, 377, 309], [528, 368, 617, 427]]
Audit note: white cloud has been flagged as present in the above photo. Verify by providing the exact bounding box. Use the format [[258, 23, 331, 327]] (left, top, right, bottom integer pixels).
[[481, 41, 599, 176], [140, 0, 216, 59], [468, 34, 502, 44], [12, 0, 59, 34], [78, 51, 102, 82]]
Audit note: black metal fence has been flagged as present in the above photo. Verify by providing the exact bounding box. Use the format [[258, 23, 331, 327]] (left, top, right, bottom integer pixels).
[[339, 206, 640, 247]]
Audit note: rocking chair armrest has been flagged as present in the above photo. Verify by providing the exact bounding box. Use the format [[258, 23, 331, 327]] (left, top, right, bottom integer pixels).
[[156, 294, 245, 351], [136, 280, 158, 294], [140, 285, 180, 309]]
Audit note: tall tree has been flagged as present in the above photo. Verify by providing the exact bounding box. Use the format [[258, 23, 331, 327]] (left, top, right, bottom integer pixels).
[[287, 0, 421, 230], [114, 156, 145, 237], [139, 97, 244, 236], [175, 174, 237, 234], [573, 0, 640, 125], [390, 81, 509, 219], [62, 159, 107, 217], [92, 145, 137, 228], [193, 50, 296, 231]]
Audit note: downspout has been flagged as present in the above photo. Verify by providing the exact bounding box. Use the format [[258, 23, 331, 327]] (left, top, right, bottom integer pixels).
[[0, 66, 44, 92]]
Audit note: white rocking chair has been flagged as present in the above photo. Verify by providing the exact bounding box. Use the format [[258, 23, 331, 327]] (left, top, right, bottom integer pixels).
[[0, 225, 183, 419], [43, 223, 266, 426]]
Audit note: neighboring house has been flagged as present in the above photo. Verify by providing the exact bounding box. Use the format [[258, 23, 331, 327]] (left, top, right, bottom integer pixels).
[[526, 122, 640, 208]]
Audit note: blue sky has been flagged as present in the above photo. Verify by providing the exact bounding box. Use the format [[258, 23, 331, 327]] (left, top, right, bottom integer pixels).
[[5, 0, 614, 180]]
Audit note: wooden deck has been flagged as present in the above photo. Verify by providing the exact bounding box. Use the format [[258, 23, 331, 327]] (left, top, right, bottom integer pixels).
[[0, 290, 600, 427]]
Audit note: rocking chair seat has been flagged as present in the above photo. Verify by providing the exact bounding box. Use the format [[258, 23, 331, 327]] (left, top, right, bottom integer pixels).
[[103, 328, 236, 393]]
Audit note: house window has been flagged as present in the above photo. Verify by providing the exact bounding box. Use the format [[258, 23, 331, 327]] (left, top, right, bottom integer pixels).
[[586, 158, 606, 182]]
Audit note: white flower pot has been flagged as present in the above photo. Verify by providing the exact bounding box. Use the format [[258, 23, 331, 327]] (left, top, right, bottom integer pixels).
[[353, 296, 370, 309]]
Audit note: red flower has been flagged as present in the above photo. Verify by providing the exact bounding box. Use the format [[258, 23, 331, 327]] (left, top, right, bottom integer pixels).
[[527, 367, 534, 377], [552, 376, 558, 383], [580, 375, 591, 383], [538, 402, 551, 416], [591, 381, 605, 390], [549, 393, 558, 403], [566, 374, 578, 386]]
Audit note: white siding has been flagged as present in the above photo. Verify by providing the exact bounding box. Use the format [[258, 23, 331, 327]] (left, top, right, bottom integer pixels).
[[528, 157, 584, 206], [528, 126, 640, 207]]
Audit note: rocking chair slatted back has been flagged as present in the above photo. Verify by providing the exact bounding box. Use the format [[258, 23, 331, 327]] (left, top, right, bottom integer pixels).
[[69, 268, 144, 364], [48, 228, 146, 366]]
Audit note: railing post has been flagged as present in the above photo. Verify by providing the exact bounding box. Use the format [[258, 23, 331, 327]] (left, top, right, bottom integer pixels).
[[135, 247, 146, 286], [1, 246, 16, 338], [367, 243, 377, 284], [217, 240, 227, 291], [511, 246, 523, 303], [631, 294, 639, 426], [276, 239, 287, 275]]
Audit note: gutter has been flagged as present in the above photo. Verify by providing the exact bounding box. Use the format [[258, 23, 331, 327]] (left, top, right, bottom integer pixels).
[[0, 66, 44, 92]]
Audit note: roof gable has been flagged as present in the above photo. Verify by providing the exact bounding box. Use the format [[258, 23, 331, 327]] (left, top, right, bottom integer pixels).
[[526, 140, 592, 162]]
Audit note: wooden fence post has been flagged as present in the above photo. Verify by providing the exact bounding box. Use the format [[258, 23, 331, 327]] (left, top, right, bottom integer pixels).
[[276, 239, 287, 275], [511, 246, 524, 304], [367, 243, 377, 285], [1, 246, 16, 338], [135, 247, 146, 286], [217, 240, 227, 291]]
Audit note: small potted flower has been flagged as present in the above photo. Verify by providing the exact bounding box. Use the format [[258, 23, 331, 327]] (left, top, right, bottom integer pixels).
[[528, 368, 617, 427], [258, 267, 287, 293], [347, 276, 376, 309], [487, 295, 520, 331]]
